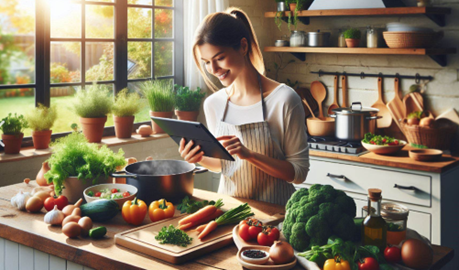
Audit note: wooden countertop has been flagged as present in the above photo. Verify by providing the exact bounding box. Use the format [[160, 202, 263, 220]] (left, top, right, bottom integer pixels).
[[0, 181, 454, 270], [310, 145, 459, 173]]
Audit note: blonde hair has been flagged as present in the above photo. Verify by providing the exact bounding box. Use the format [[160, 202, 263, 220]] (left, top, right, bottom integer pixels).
[[192, 7, 265, 92]]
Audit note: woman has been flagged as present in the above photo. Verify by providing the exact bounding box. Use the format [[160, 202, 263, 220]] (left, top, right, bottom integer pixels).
[[179, 8, 309, 205]]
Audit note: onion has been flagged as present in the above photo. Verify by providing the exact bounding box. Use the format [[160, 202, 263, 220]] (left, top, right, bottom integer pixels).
[[269, 240, 294, 265]]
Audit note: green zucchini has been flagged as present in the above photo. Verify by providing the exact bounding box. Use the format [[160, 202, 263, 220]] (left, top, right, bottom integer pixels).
[[80, 199, 119, 222]]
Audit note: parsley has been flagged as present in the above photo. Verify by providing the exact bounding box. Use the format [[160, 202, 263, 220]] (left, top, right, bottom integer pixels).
[[176, 196, 219, 214], [155, 225, 193, 247]]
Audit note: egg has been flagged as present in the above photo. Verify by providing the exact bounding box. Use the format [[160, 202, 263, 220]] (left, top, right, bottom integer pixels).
[[78, 217, 93, 237], [62, 222, 81, 238], [136, 125, 152, 137], [401, 238, 433, 270], [25, 196, 44, 213], [62, 214, 81, 227]]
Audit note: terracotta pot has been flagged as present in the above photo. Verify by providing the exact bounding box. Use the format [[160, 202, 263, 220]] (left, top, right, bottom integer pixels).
[[32, 130, 52, 149], [289, 3, 297, 11], [79, 116, 107, 143], [61, 176, 112, 204], [2, 133, 23, 154], [345, 38, 360, 48], [149, 111, 174, 134], [113, 115, 135, 139], [175, 110, 199, 122], [36, 161, 52, 186]]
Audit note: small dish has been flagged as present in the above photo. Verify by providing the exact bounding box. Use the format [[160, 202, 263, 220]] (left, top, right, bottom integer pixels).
[[409, 149, 443, 161], [361, 140, 407, 155], [237, 245, 297, 270], [274, 40, 289, 47], [240, 249, 270, 265], [83, 183, 137, 208]]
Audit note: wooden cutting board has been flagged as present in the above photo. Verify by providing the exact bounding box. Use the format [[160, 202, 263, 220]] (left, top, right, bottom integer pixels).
[[115, 205, 284, 264]]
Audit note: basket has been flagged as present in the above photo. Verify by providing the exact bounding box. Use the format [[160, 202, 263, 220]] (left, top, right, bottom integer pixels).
[[402, 122, 456, 150], [382, 31, 442, 48]]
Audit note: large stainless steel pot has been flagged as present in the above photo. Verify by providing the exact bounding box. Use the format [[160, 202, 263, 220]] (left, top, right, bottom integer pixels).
[[111, 160, 207, 204], [330, 102, 381, 141]]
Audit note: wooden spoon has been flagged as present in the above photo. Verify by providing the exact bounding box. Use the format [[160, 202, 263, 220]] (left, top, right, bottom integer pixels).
[[371, 77, 392, 128], [310, 81, 327, 119], [327, 76, 340, 116], [302, 97, 319, 120], [341, 75, 349, 108], [386, 77, 406, 134]]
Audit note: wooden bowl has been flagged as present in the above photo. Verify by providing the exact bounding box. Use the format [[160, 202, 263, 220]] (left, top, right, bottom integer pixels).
[[409, 149, 443, 161], [237, 246, 297, 270], [306, 117, 335, 137], [83, 183, 137, 208], [361, 140, 407, 155]]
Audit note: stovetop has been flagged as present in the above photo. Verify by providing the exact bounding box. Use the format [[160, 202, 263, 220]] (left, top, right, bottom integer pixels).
[[308, 136, 368, 156]]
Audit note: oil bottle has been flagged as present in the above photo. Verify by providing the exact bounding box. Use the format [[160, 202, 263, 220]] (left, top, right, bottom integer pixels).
[[362, 188, 387, 251]]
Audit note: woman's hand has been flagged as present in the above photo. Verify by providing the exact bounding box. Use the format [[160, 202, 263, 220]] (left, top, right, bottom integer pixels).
[[179, 138, 205, 163], [217, 135, 253, 160]]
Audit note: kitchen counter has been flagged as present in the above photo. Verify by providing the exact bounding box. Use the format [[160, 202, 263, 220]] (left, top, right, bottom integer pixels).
[[0, 181, 454, 270], [310, 145, 459, 173]]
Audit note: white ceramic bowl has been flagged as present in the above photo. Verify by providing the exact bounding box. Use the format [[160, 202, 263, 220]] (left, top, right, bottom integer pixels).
[[83, 183, 137, 208], [240, 248, 270, 265], [386, 23, 433, 32], [361, 140, 407, 155]]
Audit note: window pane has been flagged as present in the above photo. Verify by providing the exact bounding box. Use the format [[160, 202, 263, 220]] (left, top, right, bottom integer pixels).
[[0, 0, 35, 86], [86, 5, 114, 39], [154, 9, 173, 38], [128, 0, 153, 5], [86, 42, 114, 82], [51, 42, 81, 83], [128, 8, 152, 39], [154, 41, 173, 77], [127, 82, 149, 123], [50, 1, 81, 38], [0, 88, 35, 137], [128, 42, 151, 79], [155, 0, 173, 7]]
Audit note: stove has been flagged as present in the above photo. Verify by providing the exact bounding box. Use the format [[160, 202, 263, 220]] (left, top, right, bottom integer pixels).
[[308, 136, 368, 155]]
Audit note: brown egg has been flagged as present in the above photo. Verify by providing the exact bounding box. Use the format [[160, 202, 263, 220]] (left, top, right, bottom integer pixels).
[[78, 217, 93, 237], [25, 196, 44, 213], [402, 238, 433, 270], [62, 222, 81, 238], [62, 215, 81, 227]]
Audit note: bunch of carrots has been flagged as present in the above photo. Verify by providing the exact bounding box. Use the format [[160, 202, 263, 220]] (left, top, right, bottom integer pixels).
[[177, 199, 224, 231]]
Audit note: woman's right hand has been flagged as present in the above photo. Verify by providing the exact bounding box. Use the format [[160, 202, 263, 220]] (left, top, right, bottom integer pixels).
[[179, 138, 205, 164]]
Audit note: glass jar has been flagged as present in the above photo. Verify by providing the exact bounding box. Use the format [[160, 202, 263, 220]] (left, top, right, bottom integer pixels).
[[381, 202, 409, 245], [366, 26, 378, 48], [338, 29, 346, 47], [290, 31, 307, 47]]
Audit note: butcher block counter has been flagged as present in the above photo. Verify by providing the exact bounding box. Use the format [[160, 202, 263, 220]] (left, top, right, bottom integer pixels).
[[0, 181, 454, 270]]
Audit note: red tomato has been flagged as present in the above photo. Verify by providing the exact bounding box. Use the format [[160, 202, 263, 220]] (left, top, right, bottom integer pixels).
[[248, 225, 263, 239], [266, 227, 280, 242], [257, 232, 273, 246], [382, 138, 387, 143], [44, 197, 56, 212], [122, 191, 131, 198], [95, 192, 101, 197], [384, 246, 402, 263], [394, 140, 399, 145], [54, 195, 68, 210], [358, 257, 379, 270], [239, 223, 252, 242], [111, 188, 118, 194]]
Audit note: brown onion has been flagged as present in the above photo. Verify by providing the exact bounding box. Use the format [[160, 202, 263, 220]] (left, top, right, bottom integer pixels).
[[269, 241, 294, 265]]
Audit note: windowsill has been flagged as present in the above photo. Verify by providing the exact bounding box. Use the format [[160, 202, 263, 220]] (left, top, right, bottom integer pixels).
[[0, 133, 169, 164]]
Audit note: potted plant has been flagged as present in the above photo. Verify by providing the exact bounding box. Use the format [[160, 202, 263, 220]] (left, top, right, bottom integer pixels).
[[286, 0, 313, 31], [0, 113, 28, 154], [24, 104, 57, 149], [44, 132, 126, 203], [174, 85, 206, 122], [141, 79, 175, 134], [112, 88, 144, 139], [71, 83, 113, 143], [343, 28, 361, 48]]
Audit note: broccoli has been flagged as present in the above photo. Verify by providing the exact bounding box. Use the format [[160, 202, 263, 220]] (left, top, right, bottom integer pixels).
[[296, 203, 319, 223], [318, 202, 342, 224], [290, 222, 310, 251], [334, 193, 357, 218], [286, 188, 309, 210], [306, 215, 331, 240], [332, 215, 356, 241]]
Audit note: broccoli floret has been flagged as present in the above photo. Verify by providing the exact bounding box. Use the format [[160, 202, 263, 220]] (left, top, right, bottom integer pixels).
[[334, 194, 357, 218], [282, 211, 297, 241], [332, 215, 356, 241], [309, 235, 328, 248], [305, 215, 331, 240], [290, 222, 310, 252], [309, 185, 336, 204], [296, 203, 319, 223], [318, 202, 343, 224], [299, 195, 310, 206], [286, 188, 309, 210]]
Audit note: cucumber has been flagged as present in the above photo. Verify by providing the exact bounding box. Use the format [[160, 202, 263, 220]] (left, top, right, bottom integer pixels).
[[80, 199, 119, 222], [89, 226, 107, 239]]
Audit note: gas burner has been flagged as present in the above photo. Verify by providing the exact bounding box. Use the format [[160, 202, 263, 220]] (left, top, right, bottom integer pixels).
[[308, 137, 367, 155]]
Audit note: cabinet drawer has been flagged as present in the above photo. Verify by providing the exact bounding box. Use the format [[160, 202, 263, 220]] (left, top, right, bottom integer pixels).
[[300, 159, 431, 207]]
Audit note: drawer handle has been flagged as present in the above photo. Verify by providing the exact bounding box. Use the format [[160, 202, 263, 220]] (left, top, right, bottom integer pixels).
[[394, 184, 417, 191], [327, 173, 349, 181]]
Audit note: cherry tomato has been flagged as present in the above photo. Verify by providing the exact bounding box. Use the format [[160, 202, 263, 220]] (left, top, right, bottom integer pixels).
[[266, 226, 280, 243], [257, 231, 273, 246], [384, 246, 402, 263], [122, 191, 131, 198], [44, 197, 56, 212], [111, 188, 119, 194], [394, 140, 399, 145], [54, 195, 68, 210], [370, 141, 375, 145], [382, 138, 387, 143], [239, 223, 252, 242], [248, 224, 263, 239], [358, 257, 379, 270], [95, 192, 102, 197]]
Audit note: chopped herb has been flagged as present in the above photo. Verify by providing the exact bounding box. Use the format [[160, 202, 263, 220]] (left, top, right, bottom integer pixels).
[[155, 225, 193, 247], [176, 196, 220, 214]]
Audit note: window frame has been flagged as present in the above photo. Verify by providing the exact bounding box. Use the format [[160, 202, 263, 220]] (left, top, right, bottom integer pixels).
[[0, 0, 184, 148]]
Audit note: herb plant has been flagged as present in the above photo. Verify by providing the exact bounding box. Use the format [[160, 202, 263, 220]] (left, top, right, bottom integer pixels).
[[0, 113, 28, 135], [71, 83, 113, 118], [155, 225, 193, 247], [25, 104, 57, 131], [44, 132, 126, 195], [174, 85, 206, 111], [343, 28, 361, 39], [112, 88, 144, 117], [141, 79, 175, 112]]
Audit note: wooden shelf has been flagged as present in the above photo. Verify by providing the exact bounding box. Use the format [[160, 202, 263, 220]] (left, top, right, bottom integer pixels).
[[265, 7, 451, 26], [263, 47, 457, 66]]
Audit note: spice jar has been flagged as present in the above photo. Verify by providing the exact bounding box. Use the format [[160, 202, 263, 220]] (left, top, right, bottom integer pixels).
[[338, 29, 346, 47], [366, 26, 378, 48], [381, 202, 409, 245], [290, 31, 307, 47]]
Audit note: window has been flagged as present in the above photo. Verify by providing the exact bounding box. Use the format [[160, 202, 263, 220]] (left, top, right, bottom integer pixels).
[[0, 0, 183, 140]]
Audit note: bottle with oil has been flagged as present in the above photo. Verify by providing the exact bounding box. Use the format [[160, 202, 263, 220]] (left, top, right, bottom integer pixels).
[[362, 188, 387, 251]]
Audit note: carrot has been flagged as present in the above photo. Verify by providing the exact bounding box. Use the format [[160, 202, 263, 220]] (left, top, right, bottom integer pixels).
[[179, 209, 224, 231], [178, 205, 217, 225], [197, 220, 218, 239], [195, 223, 207, 233], [177, 222, 193, 230]]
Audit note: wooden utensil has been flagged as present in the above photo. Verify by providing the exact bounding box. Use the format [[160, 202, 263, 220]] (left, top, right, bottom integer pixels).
[[371, 77, 392, 128], [310, 81, 327, 120], [410, 92, 424, 110], [386, 77, 406, 133], [341, 75, 349, 108], [403, 93, 423, 118], [302, 97, 318, 119], [327, 76, 340, 116], [294, 88, 318, 117]]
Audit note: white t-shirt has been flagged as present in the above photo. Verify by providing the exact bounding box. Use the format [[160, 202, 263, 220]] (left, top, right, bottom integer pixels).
[[203, 84, 309, 185]]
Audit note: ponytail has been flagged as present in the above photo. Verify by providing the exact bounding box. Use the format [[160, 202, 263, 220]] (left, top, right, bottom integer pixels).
[[192, 7, 265, 92]]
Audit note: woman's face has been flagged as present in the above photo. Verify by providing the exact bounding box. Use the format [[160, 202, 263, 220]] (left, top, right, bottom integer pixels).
[[198, 42, 247, 87]]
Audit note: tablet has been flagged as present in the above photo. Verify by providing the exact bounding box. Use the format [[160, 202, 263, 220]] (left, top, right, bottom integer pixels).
[[151, 117, 235, 161]]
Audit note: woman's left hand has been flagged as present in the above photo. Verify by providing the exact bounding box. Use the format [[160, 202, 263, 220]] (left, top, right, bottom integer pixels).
[[217, 135, 253, 160]]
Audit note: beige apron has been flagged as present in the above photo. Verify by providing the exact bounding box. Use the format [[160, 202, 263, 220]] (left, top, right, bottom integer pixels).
[[216, 75, 295, 205]]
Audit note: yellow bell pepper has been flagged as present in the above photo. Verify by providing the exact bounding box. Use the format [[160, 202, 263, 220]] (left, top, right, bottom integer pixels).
[[122, 197, 147, 226], [323, 258, 351, 270], [149, 199, 175, 222]]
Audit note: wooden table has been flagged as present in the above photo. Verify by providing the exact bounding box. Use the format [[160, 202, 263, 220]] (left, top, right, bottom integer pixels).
[[0, 181, 454, 270]]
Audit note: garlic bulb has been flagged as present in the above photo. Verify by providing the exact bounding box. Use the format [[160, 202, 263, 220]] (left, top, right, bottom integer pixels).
[[44, 205, 64, 225], [10, 190, 31, 211]]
